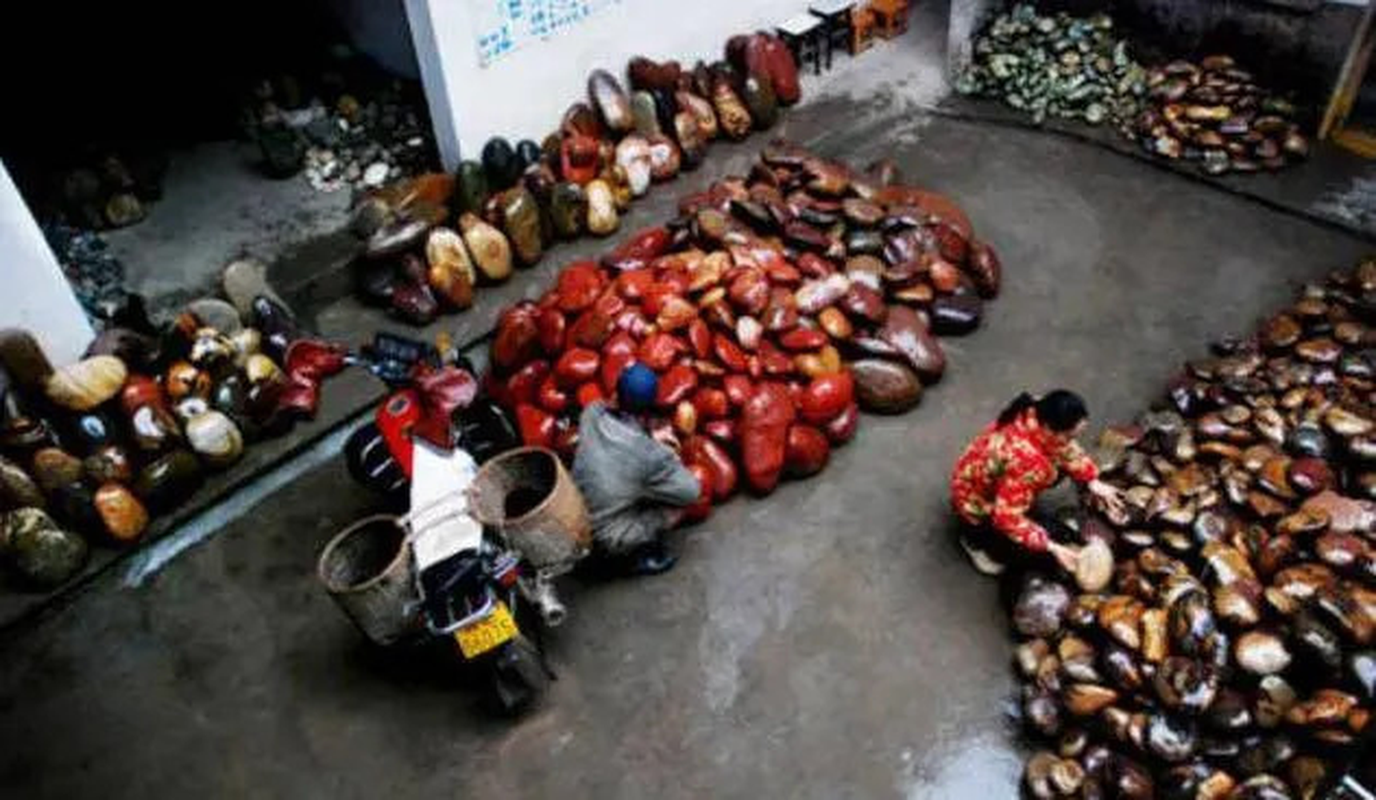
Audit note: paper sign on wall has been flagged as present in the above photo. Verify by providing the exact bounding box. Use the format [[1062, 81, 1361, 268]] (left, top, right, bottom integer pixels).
[[475, 0, 623, 66]]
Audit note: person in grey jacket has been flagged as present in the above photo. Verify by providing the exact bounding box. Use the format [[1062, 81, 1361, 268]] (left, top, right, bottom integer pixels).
[[572, 363, 701, 576]]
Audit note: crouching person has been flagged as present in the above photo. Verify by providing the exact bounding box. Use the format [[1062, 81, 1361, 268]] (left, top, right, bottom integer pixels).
[[572, 364, 701, 576]]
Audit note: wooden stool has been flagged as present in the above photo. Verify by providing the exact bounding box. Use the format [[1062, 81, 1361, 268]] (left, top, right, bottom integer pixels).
[[777, 13, 827, 75], [850, 5, 877, 54], [869, 0, 910, 39], [809, 0, 856, 59]]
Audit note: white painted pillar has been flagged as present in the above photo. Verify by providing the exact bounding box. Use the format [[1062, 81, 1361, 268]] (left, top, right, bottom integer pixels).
[[947, 0, 1001, 76], [404, 0, 468, 171], [0, 160, 94, 365]]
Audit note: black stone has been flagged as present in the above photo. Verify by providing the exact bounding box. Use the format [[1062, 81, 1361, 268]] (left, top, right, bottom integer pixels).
[[481, 137, 521, 190], [930, 295, 982, 336]]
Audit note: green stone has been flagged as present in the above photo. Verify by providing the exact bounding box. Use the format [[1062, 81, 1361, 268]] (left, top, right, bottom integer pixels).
[[743, 75, 778, 130], [133, 449, 204, 513], [550, 182, 587, 240], [502, 187, 544, 267], [3, 507, 88, 587], [455, 160, 489, 214], [631, 91, 662, 137]]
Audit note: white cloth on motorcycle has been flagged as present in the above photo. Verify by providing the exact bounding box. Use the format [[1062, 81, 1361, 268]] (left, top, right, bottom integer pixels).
[[570, 403, 700, 554], [407, 440, 483, 571]]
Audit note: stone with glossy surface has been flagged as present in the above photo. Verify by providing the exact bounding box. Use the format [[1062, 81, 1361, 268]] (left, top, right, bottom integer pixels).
[[586, 180, 619, 236], [459, 212, 512, 281], [133, 449, 203, 512], [550, 183, 588, 240], [588, 69, 633, 134], [44, 356, 126, 412], [711, 78, 752, 140], [2, 507, 87, 587], [0, 456, 45, 509], [850, 358, 923, 413], [878, 305, 946, 382], [742, 74, 778, 130], [185, 410, 244, 469], [94, 482, 148, 543], [501, 187, 544, 266]]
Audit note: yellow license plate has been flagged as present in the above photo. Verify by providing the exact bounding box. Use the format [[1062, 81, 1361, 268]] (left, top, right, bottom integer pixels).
[[454, 601, 518, 659]]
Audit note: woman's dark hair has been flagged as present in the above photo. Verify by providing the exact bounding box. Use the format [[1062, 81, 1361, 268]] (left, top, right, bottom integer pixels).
[[996, 390, 1089, 432]]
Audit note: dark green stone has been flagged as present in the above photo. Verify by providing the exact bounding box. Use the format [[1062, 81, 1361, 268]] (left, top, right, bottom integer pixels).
[[550, 183, 587, 240], [134, 449, 203, 513], [502, 187, 544, 266], [455, 160, 489, 214], [743, 74, 778, 130], [258, 126, 304, 178], [4, 507, 88, 587], [631, 91, 662, 137]]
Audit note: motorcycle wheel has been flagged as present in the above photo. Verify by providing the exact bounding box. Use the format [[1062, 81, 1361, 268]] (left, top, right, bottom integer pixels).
[[488, 635, 548, 715]]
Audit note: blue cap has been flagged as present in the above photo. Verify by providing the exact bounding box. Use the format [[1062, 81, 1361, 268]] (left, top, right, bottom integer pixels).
[[616, 363, 658, 412]]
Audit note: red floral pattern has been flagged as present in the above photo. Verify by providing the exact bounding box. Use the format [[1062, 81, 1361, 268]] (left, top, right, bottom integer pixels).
[[950, 411, 1098, 552]]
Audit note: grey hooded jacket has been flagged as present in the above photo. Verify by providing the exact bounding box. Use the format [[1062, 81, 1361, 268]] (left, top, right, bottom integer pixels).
[[571, 403, 700, 553]]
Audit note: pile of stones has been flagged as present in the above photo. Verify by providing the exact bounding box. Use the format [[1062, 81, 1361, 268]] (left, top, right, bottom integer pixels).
[[244, 73, 438, 193]]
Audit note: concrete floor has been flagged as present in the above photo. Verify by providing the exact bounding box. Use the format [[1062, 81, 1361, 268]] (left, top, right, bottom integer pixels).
[[3, 8, 1375, 800], [101, 140, 353, 313]]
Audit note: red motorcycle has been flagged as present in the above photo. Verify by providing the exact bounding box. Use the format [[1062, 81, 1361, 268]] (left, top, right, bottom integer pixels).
[[338, 333, 554, 714]]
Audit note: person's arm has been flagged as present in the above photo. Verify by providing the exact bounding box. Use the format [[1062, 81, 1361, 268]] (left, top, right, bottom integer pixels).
[[1058, 438, 1128, 521], [1057, 439, 1099, 485], [991, 474, 1050, 552], [642, 444, 702, 507]]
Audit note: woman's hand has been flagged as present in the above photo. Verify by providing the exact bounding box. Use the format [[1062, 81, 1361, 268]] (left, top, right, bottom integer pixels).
[[652, 426, 681, 453], [1048, 541, 1081, 574], [1087, 478, 1127, 522]]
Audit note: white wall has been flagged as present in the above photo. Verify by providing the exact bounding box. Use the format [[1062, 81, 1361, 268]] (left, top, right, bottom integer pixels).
[[0, 161, 93, 366], [946, 0, 1000, 76], [405, 0, 804, 170]]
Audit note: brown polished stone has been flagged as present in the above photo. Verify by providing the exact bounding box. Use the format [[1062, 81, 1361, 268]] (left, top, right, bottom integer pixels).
[[501, 186, 544, 266], [459, 212, 513, 282], [878, 305, 945, 382], [94, 482, 149, 543], [850, 358, 923, 413], [711, 78, 752, 140]]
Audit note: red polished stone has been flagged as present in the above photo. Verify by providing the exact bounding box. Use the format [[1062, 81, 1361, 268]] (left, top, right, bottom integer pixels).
[[823, 402, 860, 445], [555, 261, 605, 313], [724, 374, 754, 408], [691, 387, 730, 420], [785, 424, 830, 477], [741, 382, 796, 494], [506, 359, 550, 407], [492, 303, 541, 373], [537, 374, 569, 413], [554, 348, 600, 387], [639, 333, 685, 371], [656, 364, 699, 407], [779, 328, 828, 352], [537, 307, 566, 354], [515, 403, 555, 448], [799, 372, 854, 424], [575, 382, 605, 408]]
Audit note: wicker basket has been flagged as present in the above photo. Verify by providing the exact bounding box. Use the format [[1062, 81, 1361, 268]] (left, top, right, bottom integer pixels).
[[468, 447, 591, 571], [317, 514, 420, 645]]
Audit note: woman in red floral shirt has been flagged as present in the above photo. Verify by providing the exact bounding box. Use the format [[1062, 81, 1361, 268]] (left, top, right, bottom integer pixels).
[[951, 390, 1125, 575]]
